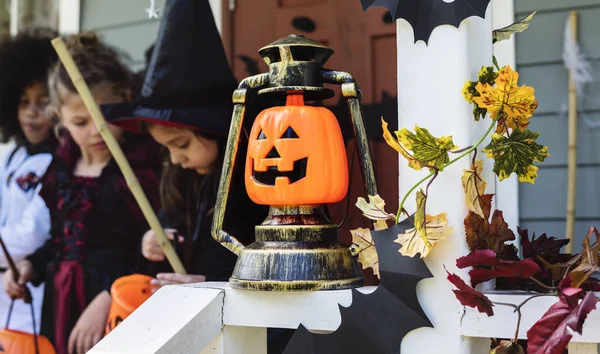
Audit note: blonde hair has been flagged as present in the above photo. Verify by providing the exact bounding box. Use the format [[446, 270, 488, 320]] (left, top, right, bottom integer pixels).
[[47, 32, 134, 121]]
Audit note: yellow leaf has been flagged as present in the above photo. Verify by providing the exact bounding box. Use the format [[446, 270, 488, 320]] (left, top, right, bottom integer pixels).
[[381, 118, 422, 170], [350, 228, 379, 278], [473, 66, 538, 134], [355, 195, 394, 230], [414, 189, 428, 248], [395, 213, 453, 258], [462, 160, 488, 218]]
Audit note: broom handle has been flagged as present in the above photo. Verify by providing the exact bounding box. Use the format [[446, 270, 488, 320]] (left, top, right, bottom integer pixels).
[[51, 38, 187, 274], [566, 11, 578, 254]]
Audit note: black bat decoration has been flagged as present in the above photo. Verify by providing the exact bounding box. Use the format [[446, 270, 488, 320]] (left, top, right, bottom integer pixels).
[[361, 0, 492, 44], [283, 218, 432, 353]]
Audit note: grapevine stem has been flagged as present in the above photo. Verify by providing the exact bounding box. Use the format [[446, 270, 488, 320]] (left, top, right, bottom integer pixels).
[[395, 117, 499, 222]]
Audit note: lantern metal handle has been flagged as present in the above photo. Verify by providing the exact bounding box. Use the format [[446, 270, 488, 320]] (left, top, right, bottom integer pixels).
[[212, 73, 269, 256], [321, 70, 379, 199]]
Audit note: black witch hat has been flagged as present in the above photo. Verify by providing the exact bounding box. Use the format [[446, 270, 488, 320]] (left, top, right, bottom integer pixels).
[[101, 0, 238, 136]]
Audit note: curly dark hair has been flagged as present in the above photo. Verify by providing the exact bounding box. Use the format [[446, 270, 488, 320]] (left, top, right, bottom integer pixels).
[[48, 32, 135, 119], [0, 27, 58, 143]]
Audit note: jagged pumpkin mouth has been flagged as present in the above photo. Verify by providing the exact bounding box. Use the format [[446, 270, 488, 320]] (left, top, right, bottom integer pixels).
[[251, 157, 308, 185]]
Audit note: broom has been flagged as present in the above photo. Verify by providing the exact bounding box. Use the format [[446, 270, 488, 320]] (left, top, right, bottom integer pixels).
[[51, 37, 186, 274]]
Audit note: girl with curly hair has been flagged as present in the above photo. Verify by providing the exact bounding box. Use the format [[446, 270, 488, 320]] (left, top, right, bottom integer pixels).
[[4, 33, 162, 354], [0, 27, 58, 335]]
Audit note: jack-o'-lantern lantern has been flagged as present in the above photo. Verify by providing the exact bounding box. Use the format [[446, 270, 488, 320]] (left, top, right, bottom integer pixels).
[[212, 34, 377, 291], [245, 93, 348, 205], [0, 329, 55, 354], [105, 274, 155, 335]]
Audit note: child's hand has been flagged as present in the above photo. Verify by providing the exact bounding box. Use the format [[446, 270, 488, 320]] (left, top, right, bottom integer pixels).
[[141, 228, 184, 261], [3, 260, 34, 299], [150, 273, 206, 289], [68, 290, 111, 354]]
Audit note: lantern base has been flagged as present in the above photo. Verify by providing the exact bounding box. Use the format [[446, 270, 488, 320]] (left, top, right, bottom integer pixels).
[[230, 277, 364, 291], [229, 205, 364, 291]]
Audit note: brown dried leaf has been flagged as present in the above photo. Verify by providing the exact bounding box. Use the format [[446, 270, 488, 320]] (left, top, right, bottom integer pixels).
[[462, 160, 488, 219], [350, 228, 379, 278], [395, 213, 453, 258], [355, 194, 394, 231]]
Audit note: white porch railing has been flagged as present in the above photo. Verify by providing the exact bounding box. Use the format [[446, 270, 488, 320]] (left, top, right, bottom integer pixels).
[[89, 284, 600, 353], [461, 292, 600, 354], [89, 282, 371, 354]]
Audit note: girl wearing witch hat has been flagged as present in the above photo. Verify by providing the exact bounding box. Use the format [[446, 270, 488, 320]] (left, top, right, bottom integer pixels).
[[102, 0, 293, 351], [102, 0, 268, 286], [0, 28, 58, 335]]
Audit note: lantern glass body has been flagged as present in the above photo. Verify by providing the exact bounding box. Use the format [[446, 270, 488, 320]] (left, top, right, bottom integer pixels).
[[245, 94, 348, 205]]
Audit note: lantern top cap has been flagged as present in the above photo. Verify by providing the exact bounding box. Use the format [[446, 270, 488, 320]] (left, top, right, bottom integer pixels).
[[258, 34, 333, 65]]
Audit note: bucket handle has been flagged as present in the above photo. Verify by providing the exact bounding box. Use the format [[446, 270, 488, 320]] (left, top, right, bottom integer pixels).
[[0, 232, 40, 354], [4, 292, 40, 354]]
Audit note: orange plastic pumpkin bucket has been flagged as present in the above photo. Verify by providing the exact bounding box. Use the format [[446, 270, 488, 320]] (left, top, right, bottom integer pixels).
[[105, 274, 155, 335], [0, 329, 55, 354]]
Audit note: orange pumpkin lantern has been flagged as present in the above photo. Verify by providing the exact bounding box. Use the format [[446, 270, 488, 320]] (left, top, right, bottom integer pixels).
[[245, 93, 348, 205], [105, 274, 156, 335], [0, 329, 55, 354]]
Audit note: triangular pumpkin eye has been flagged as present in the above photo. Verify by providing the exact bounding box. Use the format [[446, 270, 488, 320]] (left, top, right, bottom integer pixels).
[[280, 126, 299, 139], [258, 130, 267, 140]]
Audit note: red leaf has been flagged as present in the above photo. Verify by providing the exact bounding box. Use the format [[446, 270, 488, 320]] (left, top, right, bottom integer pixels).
[[445, 268, 494, 316], [464, 209, 515, 255], [519, 227, 570, 259], [527, 290, 596, 354], [456, 250, 542, 287]]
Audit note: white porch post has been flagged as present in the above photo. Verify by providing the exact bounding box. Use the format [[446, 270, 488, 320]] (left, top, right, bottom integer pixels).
[[395, 4, 495, 354]]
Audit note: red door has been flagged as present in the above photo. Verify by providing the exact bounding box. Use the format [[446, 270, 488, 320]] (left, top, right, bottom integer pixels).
[[222, 0, 398, 284]]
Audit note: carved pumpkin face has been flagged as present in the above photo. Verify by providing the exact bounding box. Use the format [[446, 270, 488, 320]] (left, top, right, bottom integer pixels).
[[245, 94, 348, 205], [0, 329, 55, 354]]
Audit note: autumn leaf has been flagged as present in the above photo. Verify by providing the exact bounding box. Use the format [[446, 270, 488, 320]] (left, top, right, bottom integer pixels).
[[465, 209, 515, 255], [446, 268, 494, 316], [382, 118, 421, 170], [568, 227, 600, 288], [414, 189, 427, 246], [483, 129, 549, 183], [462, 160, 488, 218], [493, 11, 537, 44], [396, 126, 457, 170], [463, 66, 499, 121], [527, 289, 597, 354], [456, 250, 541, 287], [473, 66, 538, 133], [520, 227, 571, 260], [355, 194, 394, 230], [489, 340, 525, 354], [395, 212, 453, 258], [350, 228, 379, 278]]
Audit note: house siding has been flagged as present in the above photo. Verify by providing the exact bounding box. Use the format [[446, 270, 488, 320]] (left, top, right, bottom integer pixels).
[[516, 0, 600, 252], [80, 0, 165, 71]]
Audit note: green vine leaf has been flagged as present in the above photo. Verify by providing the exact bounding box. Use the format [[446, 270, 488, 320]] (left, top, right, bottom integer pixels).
[[382, 118, 421, 170], [493, 11, 537, 44], [397, 126, 458, 171], [483, 129, 549, 183]]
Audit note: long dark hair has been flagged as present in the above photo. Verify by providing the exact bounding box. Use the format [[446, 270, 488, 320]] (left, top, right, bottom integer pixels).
[[159, 131, 227, 238]]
